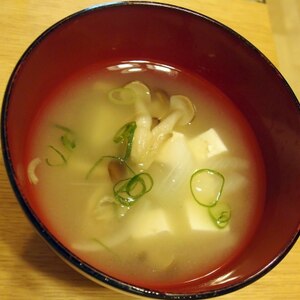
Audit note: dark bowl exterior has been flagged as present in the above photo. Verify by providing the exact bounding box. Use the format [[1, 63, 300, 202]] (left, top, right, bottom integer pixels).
[[1, 1, 300, 299]]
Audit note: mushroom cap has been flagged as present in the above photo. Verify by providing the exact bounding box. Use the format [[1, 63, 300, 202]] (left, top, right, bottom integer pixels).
[[150, 89, 170, 119], [169, 95, 196, 125], [108, 81, 151, 106], [125, 81, 151, 104]]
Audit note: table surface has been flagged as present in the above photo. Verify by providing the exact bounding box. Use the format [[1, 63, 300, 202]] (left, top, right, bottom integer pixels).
[[0, 0, 299, 299]]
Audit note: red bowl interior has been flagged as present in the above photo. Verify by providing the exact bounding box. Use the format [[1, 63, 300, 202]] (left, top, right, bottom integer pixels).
[[2, 2, 300, 298]]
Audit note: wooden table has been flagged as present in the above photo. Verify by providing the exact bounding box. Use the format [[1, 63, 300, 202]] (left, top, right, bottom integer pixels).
[[0, 1, 299, 299]]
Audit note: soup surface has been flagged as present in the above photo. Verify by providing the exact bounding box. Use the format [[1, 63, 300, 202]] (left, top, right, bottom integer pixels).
[[25, 61, 265, 289]]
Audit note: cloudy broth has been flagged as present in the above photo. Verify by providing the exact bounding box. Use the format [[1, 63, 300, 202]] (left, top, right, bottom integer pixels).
[[25, 61, 265, 289]]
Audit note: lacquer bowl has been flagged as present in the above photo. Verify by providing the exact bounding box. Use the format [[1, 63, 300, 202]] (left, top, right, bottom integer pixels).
[[1, 2, 299, 299]]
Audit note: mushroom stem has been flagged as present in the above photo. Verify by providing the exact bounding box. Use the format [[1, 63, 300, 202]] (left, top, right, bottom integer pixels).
[[127, 82, 195, 170], [131, 113, 152, 166], [151, 110, 182, 139], [149, 93, 195, 162], [128, 81, 153, 166]]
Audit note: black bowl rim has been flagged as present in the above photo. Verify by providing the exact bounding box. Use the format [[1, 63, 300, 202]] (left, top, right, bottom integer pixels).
[[1, 1, 299, 299]]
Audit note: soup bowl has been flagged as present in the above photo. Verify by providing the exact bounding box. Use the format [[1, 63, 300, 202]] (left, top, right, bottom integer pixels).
[[1, 1, 300, 299]]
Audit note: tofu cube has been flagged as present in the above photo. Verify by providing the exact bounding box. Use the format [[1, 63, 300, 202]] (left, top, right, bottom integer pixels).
[[188, 128, 228, 162], [185, 199, 229, 232], [130, 208, 172, 239]]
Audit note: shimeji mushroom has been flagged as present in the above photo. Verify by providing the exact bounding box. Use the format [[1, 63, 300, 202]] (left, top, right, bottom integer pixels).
[[110, 81, 196, 169], [149, 89, 170, 120], [132, 92, 195, 169], [126, 81, 154, 166], [146, 95, 195, 164], [109, 80, 156, 167], [152, 95, 195, 138]]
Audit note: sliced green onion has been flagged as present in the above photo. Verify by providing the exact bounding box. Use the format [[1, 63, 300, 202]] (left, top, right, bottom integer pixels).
[[113, 172, 153, 207], [45, 145, 67, 166], [53, 124, 76, 151], [54, 124, 74, 134], [190, 169, 225, 207], [113, 178, 135, 206], [86, 120, 152, 207], [92, 238, 118, 256], [61, 134, 76, 151], [209, 202, 231, 228], [87, 122, 136, 178], [126, 172, 153, 197], [113, 121, 137, 161], [108, 87, 136, 105], [45, 124, 76, 167]]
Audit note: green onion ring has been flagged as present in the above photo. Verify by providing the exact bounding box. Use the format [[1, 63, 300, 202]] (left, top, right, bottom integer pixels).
[[190, 168, 225, 207], [208, 203, 231, 228], [113, 172, 153, 206], [113, 121, 137, 161]]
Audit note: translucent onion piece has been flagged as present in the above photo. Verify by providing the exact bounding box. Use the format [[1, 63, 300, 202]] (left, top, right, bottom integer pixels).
[[27, 157, 42, 184]]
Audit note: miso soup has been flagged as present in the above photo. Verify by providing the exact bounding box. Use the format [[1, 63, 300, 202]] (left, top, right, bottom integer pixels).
[[25, 61, 265, 289]]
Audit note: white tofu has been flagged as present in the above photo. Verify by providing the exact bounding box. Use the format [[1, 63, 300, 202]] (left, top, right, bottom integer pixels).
[[129, 208, 172, 239], [188, 128, 228, 162], [185, 199, 229, 232]]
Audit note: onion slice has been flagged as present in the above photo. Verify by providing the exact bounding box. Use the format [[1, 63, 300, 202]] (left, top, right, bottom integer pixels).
[[27, 157, 42, 184]]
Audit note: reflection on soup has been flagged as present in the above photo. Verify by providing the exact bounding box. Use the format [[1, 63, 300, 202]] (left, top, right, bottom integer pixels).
[[25, 61, 265, 289]]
